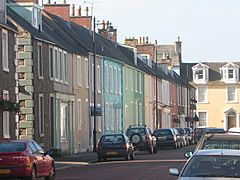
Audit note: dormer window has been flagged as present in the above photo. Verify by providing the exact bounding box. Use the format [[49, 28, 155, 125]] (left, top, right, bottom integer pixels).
[[192, 63, 209, 84], [220, 62, 239, 83], [0, 0, 6, 24]]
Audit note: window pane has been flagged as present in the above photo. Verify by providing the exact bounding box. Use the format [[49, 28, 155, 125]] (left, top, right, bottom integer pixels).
[[228, 87, 236, 101], [199, 112, 207, 126]]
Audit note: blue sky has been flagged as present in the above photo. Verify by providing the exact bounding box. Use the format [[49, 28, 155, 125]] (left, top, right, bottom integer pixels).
[[42, 0, 240, 62]]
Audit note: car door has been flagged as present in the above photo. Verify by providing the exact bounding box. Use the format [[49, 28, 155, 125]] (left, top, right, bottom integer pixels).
[[33, 141, 51, 176], [29, 142, 45, 176]]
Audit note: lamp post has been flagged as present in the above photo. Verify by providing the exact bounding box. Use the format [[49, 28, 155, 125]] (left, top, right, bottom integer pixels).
[[93, 16, 97, 152], [155, 48, 159, 129]]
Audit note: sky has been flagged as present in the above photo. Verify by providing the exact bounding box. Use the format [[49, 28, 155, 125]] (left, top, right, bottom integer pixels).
[[42, 0, 240, 62]]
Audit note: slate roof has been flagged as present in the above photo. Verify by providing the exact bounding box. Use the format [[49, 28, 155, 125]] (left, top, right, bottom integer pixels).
[[182, 62, 240, 83]]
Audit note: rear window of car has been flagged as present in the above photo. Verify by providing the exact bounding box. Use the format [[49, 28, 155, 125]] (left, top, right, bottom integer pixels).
[[126, 128, 146, 136], [154, 129, 172, 136], [101, 135, 124, 143], [202, 140, 240, 150], [0, 142, 26, 152]]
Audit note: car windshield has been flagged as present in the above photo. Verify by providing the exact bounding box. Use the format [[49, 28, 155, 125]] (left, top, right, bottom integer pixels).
[[154, 130, 171, 136], [176, 128, 184, 134], [126, 128, 146, 136], [0, 142, 26, 152], [101, 135, 124, 143], [182, 155, 240, 177], [202, 140, 240, 150], [205, 128, 225, 133]]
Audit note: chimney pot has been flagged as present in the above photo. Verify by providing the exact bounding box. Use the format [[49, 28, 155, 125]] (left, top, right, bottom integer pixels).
[[143, 37, 145, 44], [78, 5, 81, 16], [71, 4, 75, 16], [85, 6, 89, 16]]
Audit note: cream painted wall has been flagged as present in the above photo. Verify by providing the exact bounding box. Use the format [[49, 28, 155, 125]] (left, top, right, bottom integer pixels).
[[196, 84, 240, 129]]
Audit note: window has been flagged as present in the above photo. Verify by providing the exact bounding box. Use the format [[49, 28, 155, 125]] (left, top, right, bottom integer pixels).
[[63, 52, 67, 82], [227, 86, 237, 102], [105, 65, 108, 92], [54, 48, 58, 80], [2, 29, 8, 72], [77, 57, 82, 86], [3, 90, 9, 138], [109, 66, 113, 93], [38, 43, 43, 78], [135, 71, 138, 93], [197, 86, 207, 103], [118, 68, 121, 94], [198, 112, 207, 126], [197, 70, 203, 79], [39, 94, 44, 136], [60, 104, 67, 140], [49, 47, 54, 79], [59, 50, 62, 81], [97, 65, 101, 93], [114, 67, 117, 93], [84, 58, 88, 88], [77, 99, 82, 130], [228, 69, 234, 79], [32, 7, 38, 28], [139, 74, 142, 94]]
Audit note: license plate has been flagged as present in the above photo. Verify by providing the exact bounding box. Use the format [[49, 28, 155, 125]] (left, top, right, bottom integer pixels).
[[0, 169, 11, 174], [107, 152, 118, 155]]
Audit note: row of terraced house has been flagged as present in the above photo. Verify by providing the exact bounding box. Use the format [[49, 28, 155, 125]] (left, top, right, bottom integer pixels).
[[0, 0, 197, 154]]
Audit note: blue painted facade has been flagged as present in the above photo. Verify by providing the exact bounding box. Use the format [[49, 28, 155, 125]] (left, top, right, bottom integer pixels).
[[103, 57, 123, 134]]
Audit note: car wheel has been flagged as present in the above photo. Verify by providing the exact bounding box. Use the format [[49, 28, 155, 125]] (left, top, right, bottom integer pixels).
[[27, 165, 36, 180], [130, 133, 142, 145], [148, 145, 153, 154], [153, 146, 158, 153], [103, 157, 107, 161], [130, 151, 135, 160], [97, 156, 102, 162], [45, 163, 55, 180]]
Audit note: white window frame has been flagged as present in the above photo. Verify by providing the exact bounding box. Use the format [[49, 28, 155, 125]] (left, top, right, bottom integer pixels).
[[227, 86, 237, 102], [105, 64, 108, 92], [77, 99, 82, 130], [197, 86, 208, 103], [32, 7, 38, 28], [2, 29, 9, 72], [59, 49, 63, 82], [118, 68, 121, 95], [85, 58, 89, 88], [197, 111, 208, 127], [49, 46, 54, 80], [114, 67, 117, 94], [3, 90, 9, 138], [39, 94, 44, 137], [135, 71, 138, 93], [63, 51, 67, 83], [38, 43, 43, 79], [109, 66, 113, 93], [54, 47, 58, 81], [139, 73, 142, 94], [77, 56, 82, 86], [60, 103, 68, 140]]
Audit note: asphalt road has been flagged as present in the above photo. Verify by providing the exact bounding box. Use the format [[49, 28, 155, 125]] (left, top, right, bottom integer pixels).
[[55, 145, 195, 180]]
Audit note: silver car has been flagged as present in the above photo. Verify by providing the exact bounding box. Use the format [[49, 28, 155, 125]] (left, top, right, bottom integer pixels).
[[170, 149, 240, 179]]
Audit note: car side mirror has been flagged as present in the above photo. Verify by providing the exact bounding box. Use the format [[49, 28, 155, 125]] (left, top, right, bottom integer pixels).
[[184, 151, 193, 158], [169, 168, 179, 176]]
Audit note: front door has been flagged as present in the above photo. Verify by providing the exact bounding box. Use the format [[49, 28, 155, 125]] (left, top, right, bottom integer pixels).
[[227, 111, 236, 130]]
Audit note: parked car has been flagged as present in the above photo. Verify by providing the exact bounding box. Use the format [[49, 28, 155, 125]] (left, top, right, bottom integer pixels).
[[125, 125, 157, 154], [170, 149, 240, 179], [193, 126, 207, 144], [175, 128, 188, 146], [228, 127, 240, 133], [96, 133, 135, 162], [0, 140, 55, 180], [184, 127, 194, 145], [185, 132, 240, 158], [202, 127, 225, 135], [153, 128, 181, 149]]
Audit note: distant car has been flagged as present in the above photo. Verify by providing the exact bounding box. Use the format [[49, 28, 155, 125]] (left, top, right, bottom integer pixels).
[[153, 128, 181, 149], [202, 127, 225, 135], [184, 132, 240, 158], [170, 149, 240, 179], [125, 125, 157, 154], [175, 128, 188, 146], [228, 127, 240, 133], [97, 133, 135, 162], [0, 140, 55, 180]]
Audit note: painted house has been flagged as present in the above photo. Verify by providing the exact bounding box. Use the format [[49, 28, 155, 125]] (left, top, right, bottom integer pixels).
[[183, 62, 240, 130], [0, 0, 18, 140]]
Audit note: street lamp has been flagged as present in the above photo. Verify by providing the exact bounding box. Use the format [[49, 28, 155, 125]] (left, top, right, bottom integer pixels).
[[93, 16, 97, 152]]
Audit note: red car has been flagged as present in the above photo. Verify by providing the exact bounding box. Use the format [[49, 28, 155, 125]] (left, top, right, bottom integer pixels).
[[0, 139, 55, 179]]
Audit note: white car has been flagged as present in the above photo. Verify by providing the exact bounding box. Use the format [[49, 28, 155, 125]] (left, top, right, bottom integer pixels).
[[169, 149, 240, 179]]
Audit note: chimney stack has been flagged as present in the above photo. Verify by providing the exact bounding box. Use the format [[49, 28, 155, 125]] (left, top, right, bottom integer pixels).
[[146, 36, 149, 43], [85, 6, 89, 16], [71, 4, 75, 16], [143, 37, 145, 44], [77, 5, 81, 16]]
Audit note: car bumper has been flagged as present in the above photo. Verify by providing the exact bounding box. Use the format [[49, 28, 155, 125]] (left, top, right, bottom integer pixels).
[[97, 149, 128, 158], [0, 166, 31, 178]]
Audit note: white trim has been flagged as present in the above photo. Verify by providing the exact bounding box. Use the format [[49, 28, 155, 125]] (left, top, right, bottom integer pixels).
[[63, 51, 68, 84], [77, 56, 82, 86], [58, 49, 63, 82], [2, 29, 9, 72], [39, 94, 44, 137], [97, 65, 101, 93], [54, 47, 58, 81], [38, 42, 43, 79], [49, 46, 54, 80], [85, 58, 89, 88]]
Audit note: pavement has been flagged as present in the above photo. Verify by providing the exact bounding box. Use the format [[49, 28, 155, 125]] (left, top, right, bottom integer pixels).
[[53, 151, 97, 171]]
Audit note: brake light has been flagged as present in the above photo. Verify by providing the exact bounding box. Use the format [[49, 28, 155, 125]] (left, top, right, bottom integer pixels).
[[97, 143, 102, 150], [121, 144, 127, 149], [145, 135, 150, 141]]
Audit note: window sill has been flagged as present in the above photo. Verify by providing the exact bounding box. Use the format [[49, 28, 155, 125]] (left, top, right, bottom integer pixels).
[[227, 101, 238, 104]]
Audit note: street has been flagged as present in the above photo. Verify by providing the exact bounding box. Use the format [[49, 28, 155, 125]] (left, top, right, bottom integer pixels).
[[55, 145, 195, 180]]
